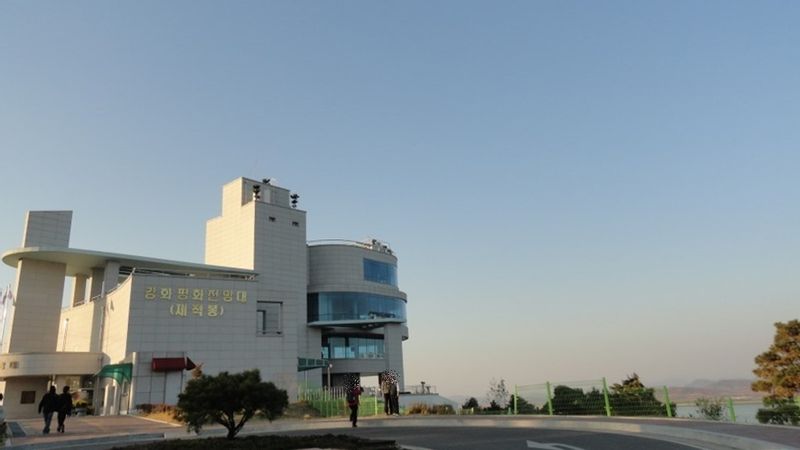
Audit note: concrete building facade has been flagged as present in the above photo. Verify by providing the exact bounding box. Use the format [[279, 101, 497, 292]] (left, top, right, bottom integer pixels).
[[0, 177, 408, 419]]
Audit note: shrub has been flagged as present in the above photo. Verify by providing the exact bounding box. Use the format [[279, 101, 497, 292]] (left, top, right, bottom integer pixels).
[[756, 401, 800, 425], [136, 404, 176, 415], [175, 369, 288, 440], [462, 397, 479, 410], [432, 404, 455, 415], [405, 403, 455, 415], [694, 397, 725, 421]]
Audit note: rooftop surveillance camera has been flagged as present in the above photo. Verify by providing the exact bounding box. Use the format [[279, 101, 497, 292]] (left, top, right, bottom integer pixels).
[[263, 178, 271, 185], [290, 193, 299, 208]]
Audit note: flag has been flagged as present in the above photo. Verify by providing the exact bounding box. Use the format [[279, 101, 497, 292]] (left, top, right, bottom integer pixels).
[[0, 286, 9, 305]]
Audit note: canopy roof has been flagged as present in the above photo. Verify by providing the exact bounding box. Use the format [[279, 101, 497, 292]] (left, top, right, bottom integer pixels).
[[96, 363, 132, 385], [2, 246, 256, 278]]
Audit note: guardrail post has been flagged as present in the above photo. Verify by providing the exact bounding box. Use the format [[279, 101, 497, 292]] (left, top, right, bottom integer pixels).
[[602, 377, 612, 417], [663, 386, 673, 418], [727, 397, 736, 422], [546, 381, 554, 416]]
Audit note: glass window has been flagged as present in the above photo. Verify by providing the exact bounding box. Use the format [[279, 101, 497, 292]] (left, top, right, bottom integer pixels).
[[21, 391, 36, 404], [322, 334, 385, 359], [257, 301, 282, 335], [307, 292, 407, 323], [363, 259, 398, 286]]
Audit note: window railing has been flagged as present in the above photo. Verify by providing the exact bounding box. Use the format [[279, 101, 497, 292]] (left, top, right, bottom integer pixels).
[[407, 384, 437, 395]]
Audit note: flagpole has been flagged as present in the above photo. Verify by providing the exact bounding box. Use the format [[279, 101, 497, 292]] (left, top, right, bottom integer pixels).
[[0, 285, 9, 352]]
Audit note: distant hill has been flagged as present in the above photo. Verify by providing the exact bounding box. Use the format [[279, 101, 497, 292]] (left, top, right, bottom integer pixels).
[[667, 379, 763, 404]]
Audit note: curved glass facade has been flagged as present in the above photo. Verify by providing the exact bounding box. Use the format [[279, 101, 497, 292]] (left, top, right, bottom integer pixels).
[[322, 334, 385, 359], [308, 292, 407, 323], [363, 258, 398, 286]]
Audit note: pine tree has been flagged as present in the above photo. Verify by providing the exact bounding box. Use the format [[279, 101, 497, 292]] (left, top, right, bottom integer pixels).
[[752, 320, 800, 425], [752, 320, 800, 403]]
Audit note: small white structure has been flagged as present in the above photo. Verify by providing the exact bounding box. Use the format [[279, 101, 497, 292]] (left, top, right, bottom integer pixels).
[[0, 177, 409, 419]]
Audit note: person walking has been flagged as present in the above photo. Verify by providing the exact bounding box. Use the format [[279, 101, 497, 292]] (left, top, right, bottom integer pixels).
[[38, 386, 58, 434], [346, 385, 363, 428], [0, 393, 6, 439], [56, 386, 73, 433]]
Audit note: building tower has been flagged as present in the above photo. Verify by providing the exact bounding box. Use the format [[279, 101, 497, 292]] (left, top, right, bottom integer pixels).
[[308, 239, 408, 389]]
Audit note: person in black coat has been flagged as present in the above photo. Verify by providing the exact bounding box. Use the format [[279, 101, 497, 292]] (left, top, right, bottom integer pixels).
[[56, 386, 73, 433], [38, 386, 58, 434], [346, 386, 363, 428]]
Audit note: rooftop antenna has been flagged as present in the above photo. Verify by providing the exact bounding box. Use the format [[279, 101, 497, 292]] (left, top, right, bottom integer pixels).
[[290, 193, 300, 209]]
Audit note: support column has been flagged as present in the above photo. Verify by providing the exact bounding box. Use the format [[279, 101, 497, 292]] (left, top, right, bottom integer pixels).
[[383, 324, 405, 390], [102, 261, 120, 295], [71, 274, 88, 306]]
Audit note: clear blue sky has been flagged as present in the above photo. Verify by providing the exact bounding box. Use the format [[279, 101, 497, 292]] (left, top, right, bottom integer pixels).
[[2, 1, 798, 399]]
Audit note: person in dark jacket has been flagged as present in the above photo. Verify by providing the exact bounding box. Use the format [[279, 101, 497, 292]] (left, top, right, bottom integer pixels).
[[346, 385, 363, 427], [56, 386, 73, 433], [38, 386, 58, 434]]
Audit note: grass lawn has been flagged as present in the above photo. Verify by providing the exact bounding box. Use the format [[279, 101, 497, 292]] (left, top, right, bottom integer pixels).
[[113, 434, 399, 449]]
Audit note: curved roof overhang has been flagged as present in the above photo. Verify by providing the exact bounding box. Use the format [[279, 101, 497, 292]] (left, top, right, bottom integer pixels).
[[2, 246, 256, 278], [0, 352, 104, 380]]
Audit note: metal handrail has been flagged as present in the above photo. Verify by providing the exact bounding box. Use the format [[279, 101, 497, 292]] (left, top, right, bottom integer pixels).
[[307, 238, 394, 254]]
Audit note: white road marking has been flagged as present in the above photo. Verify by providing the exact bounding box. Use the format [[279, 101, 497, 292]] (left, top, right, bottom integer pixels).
[[527, 440, 586, 450]]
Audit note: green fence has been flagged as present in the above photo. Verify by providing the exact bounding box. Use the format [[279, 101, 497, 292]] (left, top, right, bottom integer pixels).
[[298, 387, 383, 418], [512, 378, 769, 423], [514, 378, 673, 418]]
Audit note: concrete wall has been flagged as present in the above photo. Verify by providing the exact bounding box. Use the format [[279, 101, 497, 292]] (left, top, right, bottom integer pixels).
[[102, 276, 134, 364], [125, 275, 257, 375], [204, 178, 313, 398], [6, 211, 72, 354], [58, 299, 103, 352], [205, 178, 256, 270], [7, 259, 67, 353], [21, 211, 72, 248], [308, 245, 405, 300], [2, 376, 50, 419]]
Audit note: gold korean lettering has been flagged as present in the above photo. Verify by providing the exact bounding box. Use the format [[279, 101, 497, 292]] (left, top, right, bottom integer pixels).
[[192, 289, 204, 301], [192, 304, 204, 316], [236, 290, 247, 303], [207, 304, 223, 317], [170, 303, 188, 317], [160, 287, 172, 300], [208, 289, 220, 301], [145, 287, 157, 300], [222, 289, 233, 302], [177, 288, 189, 300]]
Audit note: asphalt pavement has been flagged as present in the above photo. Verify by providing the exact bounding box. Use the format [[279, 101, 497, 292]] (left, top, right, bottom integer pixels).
[[4, 414, 800, 450], [280, 426, 710, 450]]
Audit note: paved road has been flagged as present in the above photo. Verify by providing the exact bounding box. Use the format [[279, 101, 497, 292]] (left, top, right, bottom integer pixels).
[[280, 426, 708, 450], [9, 415, 797, 450]]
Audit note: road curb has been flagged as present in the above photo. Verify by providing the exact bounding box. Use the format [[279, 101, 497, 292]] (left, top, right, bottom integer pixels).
[[5, 432, 165, 449]]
